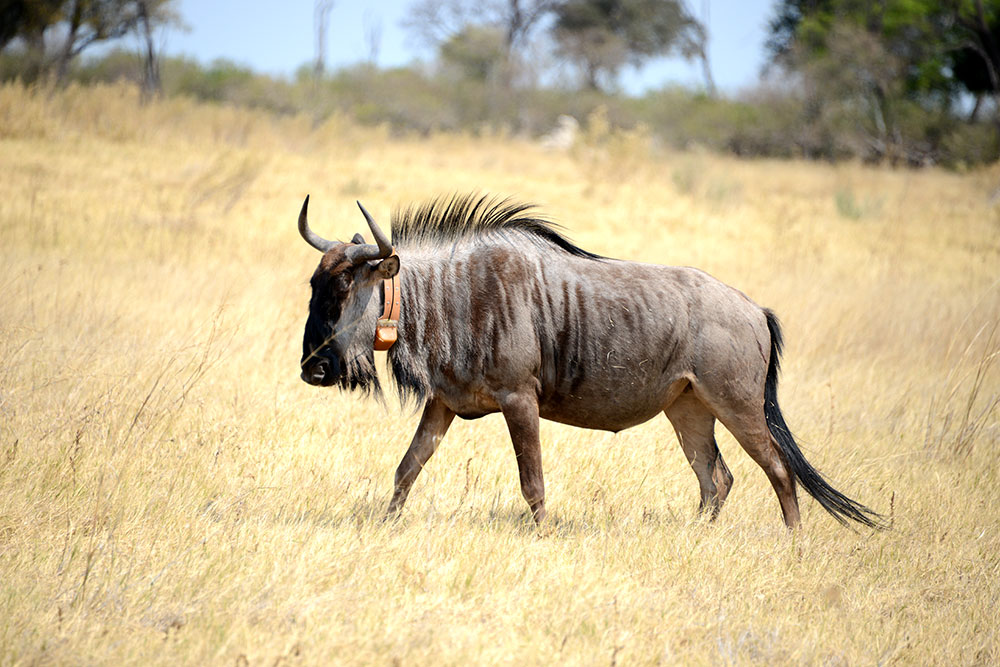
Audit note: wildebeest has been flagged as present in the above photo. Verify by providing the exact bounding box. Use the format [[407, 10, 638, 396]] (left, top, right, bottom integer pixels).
[[298, 193, 884, 529]]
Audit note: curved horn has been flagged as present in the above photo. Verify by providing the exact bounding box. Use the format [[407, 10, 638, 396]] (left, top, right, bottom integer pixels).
[[345, 201, 393, 264], [357, 201, 392, 254], [298, 195, 336, 253]]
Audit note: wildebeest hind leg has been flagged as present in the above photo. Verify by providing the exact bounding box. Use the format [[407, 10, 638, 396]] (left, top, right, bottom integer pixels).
[[696, 388, 801, 528], [664, 390, 733, 519], [386, 397, 455, 519], [500, 391, 546, 525]]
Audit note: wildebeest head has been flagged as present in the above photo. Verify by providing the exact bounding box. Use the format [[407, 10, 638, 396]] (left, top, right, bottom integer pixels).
[[298, 196, 399, 388]]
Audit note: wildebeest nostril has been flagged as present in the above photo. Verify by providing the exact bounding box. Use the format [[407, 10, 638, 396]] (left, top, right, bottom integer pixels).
[[301, 358, 331, 385]]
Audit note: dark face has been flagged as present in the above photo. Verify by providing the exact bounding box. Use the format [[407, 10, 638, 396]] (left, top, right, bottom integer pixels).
[[300, 247, 354, 386]]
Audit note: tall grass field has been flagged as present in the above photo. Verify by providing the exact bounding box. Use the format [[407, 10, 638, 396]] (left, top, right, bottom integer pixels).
[[1, 83, 998, 664]]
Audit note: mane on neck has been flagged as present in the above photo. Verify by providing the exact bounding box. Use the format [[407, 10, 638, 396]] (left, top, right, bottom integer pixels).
[[390, 193, 602, 259]]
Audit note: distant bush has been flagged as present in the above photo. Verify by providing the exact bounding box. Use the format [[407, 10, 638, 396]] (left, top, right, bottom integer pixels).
[[3, 48, 995, 167], [74, 49, 145, 86]]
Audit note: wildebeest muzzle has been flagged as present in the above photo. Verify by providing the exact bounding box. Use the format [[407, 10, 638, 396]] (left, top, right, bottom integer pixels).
[[301, 354, 339, 386], [300, 317, 341, 386]]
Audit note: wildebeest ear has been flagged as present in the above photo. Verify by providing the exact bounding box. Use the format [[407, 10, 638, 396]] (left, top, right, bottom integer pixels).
[[351, 233, 366, 244], [375, 256, 400, 279]]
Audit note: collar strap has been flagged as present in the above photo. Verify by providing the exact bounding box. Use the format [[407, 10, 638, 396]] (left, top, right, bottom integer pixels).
[[374, 256, 400, 351]]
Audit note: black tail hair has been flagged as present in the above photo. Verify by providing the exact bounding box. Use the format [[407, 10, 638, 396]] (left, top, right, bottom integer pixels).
[[763, 309, 887, 529]]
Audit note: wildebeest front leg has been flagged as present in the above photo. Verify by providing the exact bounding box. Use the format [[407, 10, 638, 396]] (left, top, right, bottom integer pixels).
[[500, 392, 546, 524], [386, 396, 455, 518]]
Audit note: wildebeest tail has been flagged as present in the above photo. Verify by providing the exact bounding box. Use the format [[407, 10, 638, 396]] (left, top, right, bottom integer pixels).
[[763, 309, 887, 529]]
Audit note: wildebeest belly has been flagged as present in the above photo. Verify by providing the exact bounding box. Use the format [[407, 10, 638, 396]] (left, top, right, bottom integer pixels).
[[538, 372, 685, 432], [540, 403, 663, 432], [435, 368, 683, 431]]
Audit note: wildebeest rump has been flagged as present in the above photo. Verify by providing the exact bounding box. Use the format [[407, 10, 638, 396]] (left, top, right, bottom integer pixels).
[[298, 194, 884, 529]]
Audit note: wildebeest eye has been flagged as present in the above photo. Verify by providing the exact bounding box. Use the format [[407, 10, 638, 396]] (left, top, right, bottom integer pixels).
[[334, 272, 353, 291]]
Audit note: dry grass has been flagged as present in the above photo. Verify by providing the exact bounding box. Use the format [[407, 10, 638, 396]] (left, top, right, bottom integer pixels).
[[1, 83, 999, 665]]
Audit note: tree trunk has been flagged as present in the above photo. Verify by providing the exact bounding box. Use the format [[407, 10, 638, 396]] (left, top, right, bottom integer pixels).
[[971, 0, 1000, 141], [696, 1, 716, 97], [23, 29, 47, 83], [968, 93, 983, 122], [584, 59, 602, 91], [697, 44, 716, 97], [137, 0, 161, 101], [54, 0, 83, 85], [975, 0, 1000, 91], [506, 0, 522, 53], [314, 0, 334, 77], [498, 0, 519, 91]]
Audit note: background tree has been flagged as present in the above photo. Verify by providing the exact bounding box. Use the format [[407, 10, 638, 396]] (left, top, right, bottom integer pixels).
[[134, 0, 173, 98], [767, 0, 959, 97], [766, 0, 1000, 162], [438, 24, 507, 82], [404, 0, 555, 88], [406, 0, 554, 54], [0, 0, 177, 84], [950, 1, 1000, 121], [552, 0, 703, 91], [681, 0, 715, 96], [363, 8, 382, 65], [53, 0, 174, 83], [313, 0, 333, 76], [0, 0, 63, 79]]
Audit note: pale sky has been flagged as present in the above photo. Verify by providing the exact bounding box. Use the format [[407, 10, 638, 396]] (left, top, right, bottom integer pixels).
[[154, 0, 778, 95]]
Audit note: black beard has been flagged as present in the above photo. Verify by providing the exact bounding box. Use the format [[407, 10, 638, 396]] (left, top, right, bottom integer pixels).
[[387, 344, 429, 410], [338, 347, 382, 398]]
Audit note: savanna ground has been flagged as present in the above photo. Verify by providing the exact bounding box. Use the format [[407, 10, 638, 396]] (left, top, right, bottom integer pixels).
[[1, 83, 998, 665]]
